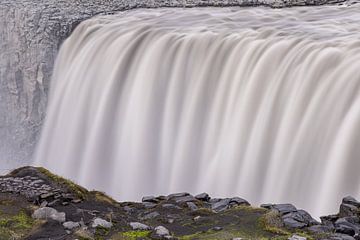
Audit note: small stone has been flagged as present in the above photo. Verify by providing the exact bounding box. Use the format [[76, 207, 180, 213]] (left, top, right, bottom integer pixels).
[[186, 202, 198, 211], [195, 193, 210, 202], [168, 219, 174, 224], [62, 202, 69, 206], [154, 226, 170, 236], [47, 199, 61, 207], [213, 226, 223, 231], [194, 216, 201, 221], [130, 222, 151, 231], [142, 196, 159, 203], [40, 200, 48, 207], [63, 221, 80, 230], [40, 192, 55, 199], [288, 235, 307, 240], [71, 199, 82, 204], [92, 218, 113, 229], [32, 207, 66, 223]]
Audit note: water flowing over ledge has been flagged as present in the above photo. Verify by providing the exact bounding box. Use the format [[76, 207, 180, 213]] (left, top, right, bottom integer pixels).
[[35, 5, 360, 218]]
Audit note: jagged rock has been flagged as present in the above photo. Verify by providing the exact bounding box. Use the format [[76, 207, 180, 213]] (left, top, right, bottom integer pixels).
[[212, 197, 249, 212], [92, 218, 113, 229], [195, 193, 210, 201], [340, 204, 360, 218], [32, 207, 66, 222], [63, 221, 80, 230], [130, 222, 151, 231]]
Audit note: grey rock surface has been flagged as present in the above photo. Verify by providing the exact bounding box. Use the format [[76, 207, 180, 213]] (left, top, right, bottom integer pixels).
[[92, 217, 113, 228], [0, 0, 347, 169], [32, 207, 66, 222]]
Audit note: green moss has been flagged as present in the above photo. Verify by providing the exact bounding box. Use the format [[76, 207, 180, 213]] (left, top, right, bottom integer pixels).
[[37, 167, 88, 199], [0, 210, 35, 239], [111, 230, 151, 240]]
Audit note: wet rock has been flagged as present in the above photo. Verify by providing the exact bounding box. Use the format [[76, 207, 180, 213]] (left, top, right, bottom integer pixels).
[[130, 222, 151, 231], [92, 218, 113, 229], [195, 193, 210, 201], [32, 207, 66, 223], [63, 221, 80, 230]]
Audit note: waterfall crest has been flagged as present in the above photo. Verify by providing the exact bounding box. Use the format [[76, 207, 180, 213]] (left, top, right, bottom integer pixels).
[[35, 6, 360, 217]]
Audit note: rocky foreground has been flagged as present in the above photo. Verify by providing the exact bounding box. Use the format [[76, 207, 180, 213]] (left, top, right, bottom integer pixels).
[[0, 167, 358, 240]]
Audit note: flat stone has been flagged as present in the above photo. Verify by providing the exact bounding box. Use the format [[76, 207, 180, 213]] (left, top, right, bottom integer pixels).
[[166, 192, 190, 200], [272, 204, 297, 215], [283, 217, 307, 229], [130, 222, 151, 231], [92, 218, 113, 229], [63, 221, 80, 230], [195, 193, 210, 202], [175, 195, 197, 204], [288, 235, 307, 240], [142, 196, 159, 203], [307, 224, 334, 234], [213, 226, 223, 231]]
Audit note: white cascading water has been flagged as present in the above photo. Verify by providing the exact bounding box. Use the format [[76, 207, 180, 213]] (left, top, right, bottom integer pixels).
[[35, 5, 360, 217]]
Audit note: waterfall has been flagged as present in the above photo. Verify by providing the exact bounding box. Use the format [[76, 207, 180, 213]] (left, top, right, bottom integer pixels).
[[35, 5, 360, 217]]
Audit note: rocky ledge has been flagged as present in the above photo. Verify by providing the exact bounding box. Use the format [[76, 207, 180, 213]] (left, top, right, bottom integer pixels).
[[0, 167, 358, 240]]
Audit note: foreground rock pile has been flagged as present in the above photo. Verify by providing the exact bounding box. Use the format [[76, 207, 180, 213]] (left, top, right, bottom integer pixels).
[[0, 167, 359, 240]]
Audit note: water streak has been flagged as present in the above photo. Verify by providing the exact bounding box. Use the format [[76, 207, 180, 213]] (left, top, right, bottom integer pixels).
[[35, 5, 360, 217]]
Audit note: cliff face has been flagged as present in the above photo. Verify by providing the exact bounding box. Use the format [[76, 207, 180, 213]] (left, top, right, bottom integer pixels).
[[0, 0, 345, 167]]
